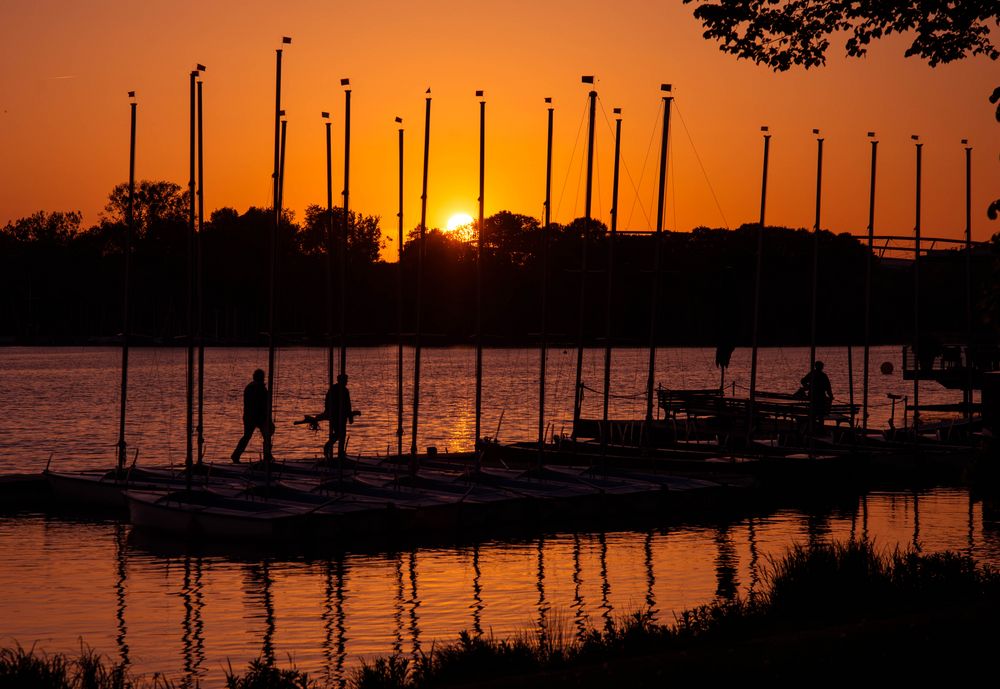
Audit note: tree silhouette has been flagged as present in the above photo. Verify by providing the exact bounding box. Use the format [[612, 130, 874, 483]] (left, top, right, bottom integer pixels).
[[300, 205, 385, 263], [102, 180, 188, 237], [1, 211, 81, 245], [683, 0, 999, 70], [0, 188, 991, 344], [989, 87, 1000, 223]]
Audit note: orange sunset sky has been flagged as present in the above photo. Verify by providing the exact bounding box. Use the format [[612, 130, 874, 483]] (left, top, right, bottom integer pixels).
[[0, 0, 997, 257]]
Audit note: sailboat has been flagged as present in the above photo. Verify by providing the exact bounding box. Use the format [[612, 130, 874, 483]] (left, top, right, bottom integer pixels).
[[47, 89, 223, 509]]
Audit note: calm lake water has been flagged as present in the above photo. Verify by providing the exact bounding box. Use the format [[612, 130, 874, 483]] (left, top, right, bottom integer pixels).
[[0, 347, 983, 687], [2, 490, 999, 688], [0, 345, 970, 472]]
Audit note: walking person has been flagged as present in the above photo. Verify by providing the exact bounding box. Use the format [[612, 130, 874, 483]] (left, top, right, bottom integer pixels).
[[299, 373, 360, 460], [231, 368, 274, 463]]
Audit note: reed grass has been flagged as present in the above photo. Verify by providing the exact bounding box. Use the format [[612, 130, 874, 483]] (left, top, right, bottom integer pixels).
[[0, 645, 314, 689], [0, 643, 152, 689], [223, 656, 315, 689], [350, 539, 1000, 689], [5, 541, 996, 689]]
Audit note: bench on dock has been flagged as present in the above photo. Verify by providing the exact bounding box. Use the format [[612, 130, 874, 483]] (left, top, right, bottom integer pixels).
[[657, 387, 858, 442]]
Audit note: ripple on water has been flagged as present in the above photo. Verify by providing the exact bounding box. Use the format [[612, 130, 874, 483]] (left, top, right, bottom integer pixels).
[[1, 488, 997, 688]]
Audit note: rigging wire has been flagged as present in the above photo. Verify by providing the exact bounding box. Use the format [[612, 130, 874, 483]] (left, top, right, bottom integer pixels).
[[574, 138, 586, 221], [625, 99, 663, 231], [555, 94, 592, 223], [673, 100, 731, 230], [668, 126, 677, 232], [594, 139, 603, 222]]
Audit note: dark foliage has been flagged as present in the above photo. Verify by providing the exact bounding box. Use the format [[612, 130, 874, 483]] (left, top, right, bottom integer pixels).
[[299, 205, 385, 263], [224, 656, 314, 689], [0, 183, 994, 347], [350, 540, 1000, 688], [683, 0, 999, 70]]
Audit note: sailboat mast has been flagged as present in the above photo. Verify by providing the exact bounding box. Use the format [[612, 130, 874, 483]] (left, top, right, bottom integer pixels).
[[278, 121, 288, 255], [963, 140, 973, 421], [196, 74, 206, 465], [644, 85, 671, 442], [808, 131, 822, 376], [912, 135, 922, 430], [116, 93, 137, 473], [338, 80, 351, 464], [396, 117, 404, 461], [323, 111, 335, 460], [748, 126, 771, 430], [410, 92, 431, 462], [475, 91, 485, 455], [340, 81, 351, 379], [573, 79, 597, 435], [862, 133, 877, 435], [266, 41, 287, 467], [538, 98, 553, 467], [603, 108, 622, 448], [808, 130, 823, 437], [323, 113, 334, 390], [186, 69, 197, 487]]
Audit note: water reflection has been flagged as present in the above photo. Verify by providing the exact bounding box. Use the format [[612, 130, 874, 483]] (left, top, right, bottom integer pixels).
[[747, 517, 760, 600], [321, 559, 347, 688], [597, 533, 611, 631], [6, 489, 1000, 688], [392, 552, 405, 654], [713, 525, 738, 601], [536, 537, 549, 643], [805, 510, 830, 548], [982, 499, 1000, 555], [180, 555, 205, 688], [114, 523, 129, 670], [244, 562, 276, 664], [968, 492, 975, 558], [643, 531, 656, 619], [862, 494, 870, 541], [571, 534, 588, 640], [470, 545, 483, 637], [333, 559, 347, 688], [407, 550, 421, 661]]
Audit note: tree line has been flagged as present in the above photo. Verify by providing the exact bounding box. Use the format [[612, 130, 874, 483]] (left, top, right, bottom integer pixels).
[[1, 180, 996, 348]]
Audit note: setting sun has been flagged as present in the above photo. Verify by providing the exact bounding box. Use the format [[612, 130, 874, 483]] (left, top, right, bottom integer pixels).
[[446, 213, 474, 232]]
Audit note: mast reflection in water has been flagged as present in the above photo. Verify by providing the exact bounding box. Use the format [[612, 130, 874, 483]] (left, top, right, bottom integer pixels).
[[4, 488, 1000, 687]]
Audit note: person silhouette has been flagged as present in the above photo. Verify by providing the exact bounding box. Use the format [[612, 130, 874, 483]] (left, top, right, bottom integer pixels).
[[231, 368, 274, 463], [305, 373, 358, 460], [800, 360, 833, 429]]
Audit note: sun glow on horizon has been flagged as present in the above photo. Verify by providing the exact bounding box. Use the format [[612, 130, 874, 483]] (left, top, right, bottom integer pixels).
[[445, 212, 474, 232]]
